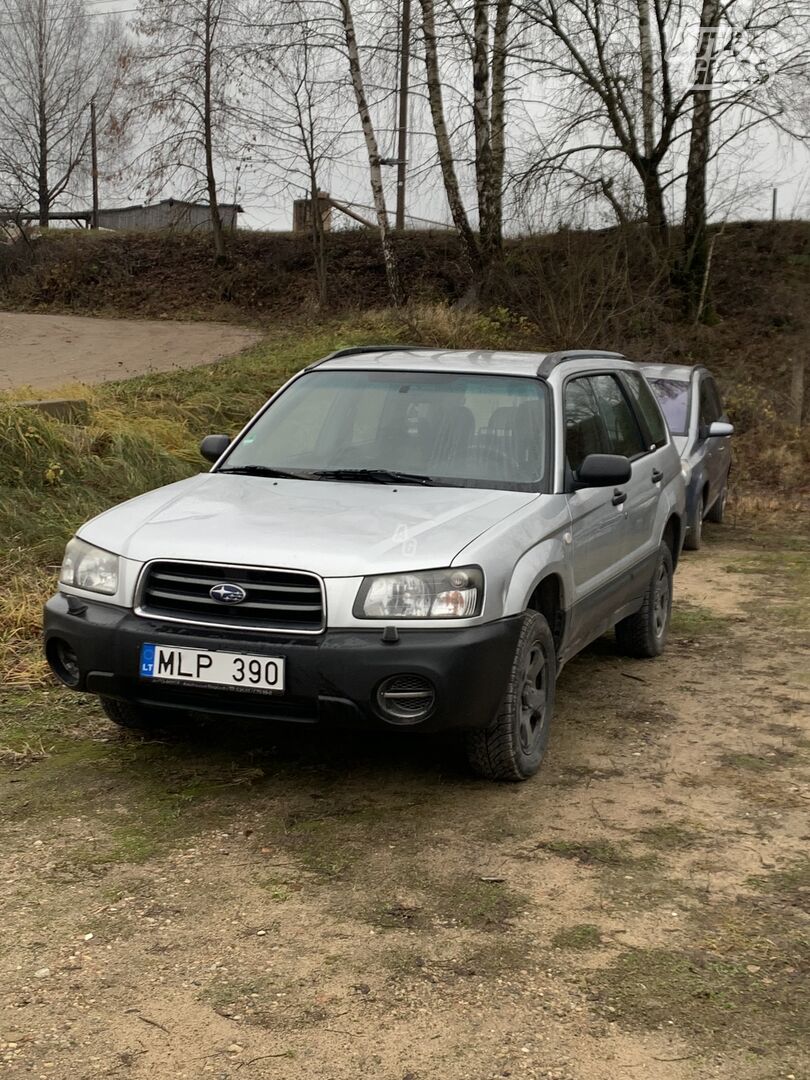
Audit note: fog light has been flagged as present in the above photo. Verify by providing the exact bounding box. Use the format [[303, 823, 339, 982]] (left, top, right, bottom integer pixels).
[[375, 674, 436, 725], [47, 638, 81, 688]]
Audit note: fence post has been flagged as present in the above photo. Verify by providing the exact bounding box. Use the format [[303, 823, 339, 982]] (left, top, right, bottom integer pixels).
[[789, 357, 805, 426]]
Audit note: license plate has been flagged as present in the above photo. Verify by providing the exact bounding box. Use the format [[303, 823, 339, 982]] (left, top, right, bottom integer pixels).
[[139, 643, 285, 693]]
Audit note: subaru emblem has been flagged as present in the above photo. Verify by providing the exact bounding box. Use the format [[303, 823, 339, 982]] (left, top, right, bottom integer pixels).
[[210, 583, 247, 604]]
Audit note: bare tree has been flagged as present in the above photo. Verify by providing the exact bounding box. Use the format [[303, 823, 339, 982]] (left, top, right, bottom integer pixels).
[[0, 0, 126, 225], [250, 1, 350, 305], [419, 0, 514, 293], [132, 0, 243, 260], [338, 0, 403, 305], [518, 0, 810, 224]]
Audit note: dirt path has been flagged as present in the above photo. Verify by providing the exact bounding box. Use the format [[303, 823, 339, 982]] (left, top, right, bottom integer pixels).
[[0, 529, 807, 1080], [0, 312, 260, 391]]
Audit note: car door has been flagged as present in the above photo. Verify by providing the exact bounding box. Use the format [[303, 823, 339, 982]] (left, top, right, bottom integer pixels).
[[587, 373, 654, 598], [619, 369, 674, 584], [697, 375, 728, 509], [563, 375, 631, 652]]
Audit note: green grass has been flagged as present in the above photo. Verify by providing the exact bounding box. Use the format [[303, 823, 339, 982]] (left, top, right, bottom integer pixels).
[[670, 602, 728, 637], [551, 923, 603, 950]]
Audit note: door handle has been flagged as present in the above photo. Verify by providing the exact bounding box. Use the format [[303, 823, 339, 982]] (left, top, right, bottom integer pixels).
[[612, 488, 627, 506], [651, 468, 663, 483]]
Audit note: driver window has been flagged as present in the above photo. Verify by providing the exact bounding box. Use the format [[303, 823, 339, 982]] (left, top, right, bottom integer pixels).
[[565, 378, 608, 474]]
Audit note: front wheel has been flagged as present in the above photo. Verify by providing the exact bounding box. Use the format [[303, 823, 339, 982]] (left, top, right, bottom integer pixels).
[[615, 544, 673, 658], [100, 697, 179, 731], [466, 611, 556, 782]]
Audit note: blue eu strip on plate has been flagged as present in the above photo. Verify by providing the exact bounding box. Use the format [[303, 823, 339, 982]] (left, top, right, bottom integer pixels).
[[140, 643, 156, 678]]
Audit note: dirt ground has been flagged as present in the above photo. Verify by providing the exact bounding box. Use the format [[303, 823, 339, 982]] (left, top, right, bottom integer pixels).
[[0, 528, 808, 1080], [0, 313, 260, 391]]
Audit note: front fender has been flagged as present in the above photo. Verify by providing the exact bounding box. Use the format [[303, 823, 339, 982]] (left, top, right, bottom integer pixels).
[[503, 537, 571, 617]]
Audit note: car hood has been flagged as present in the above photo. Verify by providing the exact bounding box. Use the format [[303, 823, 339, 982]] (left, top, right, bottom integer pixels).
[[80, 473, 540, 577]]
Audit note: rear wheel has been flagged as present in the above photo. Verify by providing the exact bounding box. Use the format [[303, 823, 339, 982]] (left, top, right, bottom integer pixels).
[[683, 491, 705, 551], [615, 544, 673, 658], [100, 697, 177, 731], [706, 481, 728, 524], [466, 611, 556, 782]]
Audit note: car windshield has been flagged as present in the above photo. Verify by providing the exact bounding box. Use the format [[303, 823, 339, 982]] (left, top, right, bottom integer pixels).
[[221, 369, 549, 491], [646, 377, 690, 435]]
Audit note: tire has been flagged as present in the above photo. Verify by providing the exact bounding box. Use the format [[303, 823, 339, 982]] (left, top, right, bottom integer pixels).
[[466, 611, 556, 782], [706, 481, 727, 524], [100, 697, 175, 731], [683, 491, 704, 551], [615, 544, 673, 659]]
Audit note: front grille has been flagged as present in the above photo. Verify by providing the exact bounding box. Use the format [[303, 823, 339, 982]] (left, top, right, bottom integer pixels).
[[137, 561, 324, 633]]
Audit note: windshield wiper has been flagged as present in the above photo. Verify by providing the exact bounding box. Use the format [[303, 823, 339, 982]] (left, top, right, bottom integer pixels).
[[314, 468, 437, 486], [217, 465, 312, 480]]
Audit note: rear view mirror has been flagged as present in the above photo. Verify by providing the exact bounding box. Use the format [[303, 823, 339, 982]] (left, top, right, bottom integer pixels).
[[574, 453, 632, 489], [707, 421, 734, 438], [200, 434, 231, 463]]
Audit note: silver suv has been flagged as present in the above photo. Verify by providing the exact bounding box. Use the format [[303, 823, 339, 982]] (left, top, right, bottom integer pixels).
[[44, 347, 685, 781]]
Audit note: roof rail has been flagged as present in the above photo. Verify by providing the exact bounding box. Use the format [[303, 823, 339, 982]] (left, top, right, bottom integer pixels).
[[537, 349, 625, 378], [305, 344, 424, 370]]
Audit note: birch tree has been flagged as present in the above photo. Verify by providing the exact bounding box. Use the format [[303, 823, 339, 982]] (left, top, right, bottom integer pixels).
[[0, 0, 126, 224], [339, 0, 403, 305], [419, 0, 514, 294]]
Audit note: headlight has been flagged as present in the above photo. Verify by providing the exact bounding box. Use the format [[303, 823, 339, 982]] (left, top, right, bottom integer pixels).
[[59, 537, 119, 595], [354, 567, 483, 619], [681, 462, 692, 485]]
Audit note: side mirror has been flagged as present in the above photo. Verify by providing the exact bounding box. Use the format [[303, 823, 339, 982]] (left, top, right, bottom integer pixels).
[[200, 434, 231, 463], [574, 453, 632, 489], [707, 420, 734, 438]]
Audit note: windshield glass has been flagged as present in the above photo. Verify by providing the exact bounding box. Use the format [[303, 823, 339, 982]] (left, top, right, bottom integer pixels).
[[222, 370, 549, 491], [646, 378, 690, 435]]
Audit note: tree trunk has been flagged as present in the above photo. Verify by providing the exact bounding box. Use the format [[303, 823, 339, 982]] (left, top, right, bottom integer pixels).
[[309, 169, 327, 308], [637, 0, 655, 160], [203, 0, 226, 262], [682, 0, 720, 318], [420, 0, 480, 276], [487, 0, 511, 258], [36, 5, 48, 227], [340, 0, 402, 306], [472, 0, 493, 260], [640, 162, 667, 236]]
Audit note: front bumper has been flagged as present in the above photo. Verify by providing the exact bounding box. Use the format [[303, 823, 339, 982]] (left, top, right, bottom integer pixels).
[[43, 594, 522, 733]]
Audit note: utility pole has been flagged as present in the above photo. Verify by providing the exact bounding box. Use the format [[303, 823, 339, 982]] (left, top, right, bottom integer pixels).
[[771, 187, 777, 221], [395, 0, 410, 230], [90, 98, 99, 229]]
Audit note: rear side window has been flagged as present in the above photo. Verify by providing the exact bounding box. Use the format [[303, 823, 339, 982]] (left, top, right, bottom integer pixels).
[[587, 374, 647, 459], [646, 378, 689, 435], [564, 378, 608, 474], [622, 372, 668, 448]]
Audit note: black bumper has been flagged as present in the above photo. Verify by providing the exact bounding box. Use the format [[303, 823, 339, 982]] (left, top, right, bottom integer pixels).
[[43, 594, 523, 733]]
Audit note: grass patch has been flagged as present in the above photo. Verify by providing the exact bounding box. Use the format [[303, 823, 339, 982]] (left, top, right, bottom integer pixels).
[[670, 603, 728, 637], [535, 838, 635, 867], [551, 923, 603, 950], [590, 858, 810, 1051], [371, 876, 526, 932], [636, 822, 703, 851]]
